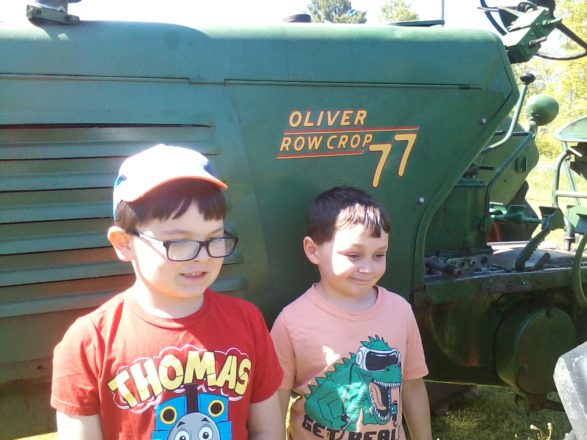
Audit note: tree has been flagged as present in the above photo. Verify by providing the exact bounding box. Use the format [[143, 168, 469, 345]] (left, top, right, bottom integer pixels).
[[549, 0, 587, 124], [510, 0, 586, 156], [307, 0, 367, 24], [380, 0, 418, 23]]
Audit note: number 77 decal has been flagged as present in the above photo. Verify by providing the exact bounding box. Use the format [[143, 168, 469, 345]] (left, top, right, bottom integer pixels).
[[368, 133, 418, 187]]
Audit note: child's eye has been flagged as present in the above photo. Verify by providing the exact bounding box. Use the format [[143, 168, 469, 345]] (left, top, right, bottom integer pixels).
[[375, 253, 387, 259], [346, 254, 361, 260]]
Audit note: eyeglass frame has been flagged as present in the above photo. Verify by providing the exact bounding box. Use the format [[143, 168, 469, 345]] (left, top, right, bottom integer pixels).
[[129, 229, 238, 261]]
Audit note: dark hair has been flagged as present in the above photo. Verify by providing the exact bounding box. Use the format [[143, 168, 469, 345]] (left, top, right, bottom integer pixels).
[[114, 179, 226, 231], [306, 186, 390, 244]]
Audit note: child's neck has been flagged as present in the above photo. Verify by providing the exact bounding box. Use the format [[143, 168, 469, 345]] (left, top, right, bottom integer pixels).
[[314, 283, 378, 312], [130, 284, 205, 319]]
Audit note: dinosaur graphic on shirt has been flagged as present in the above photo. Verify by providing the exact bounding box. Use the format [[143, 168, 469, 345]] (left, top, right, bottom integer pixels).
[[305, 336, 402, 432]]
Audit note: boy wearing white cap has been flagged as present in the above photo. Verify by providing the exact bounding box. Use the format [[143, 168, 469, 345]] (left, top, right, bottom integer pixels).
[[51, 144, 284, 439]]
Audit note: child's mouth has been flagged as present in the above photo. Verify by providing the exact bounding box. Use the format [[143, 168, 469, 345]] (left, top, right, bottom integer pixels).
[[351, 277, 372, 284], [181, 271, 206, 280]]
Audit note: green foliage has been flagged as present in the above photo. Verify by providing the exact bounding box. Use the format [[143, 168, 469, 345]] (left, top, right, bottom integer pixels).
[[511, 0, 586, 157], [307, 0, 367, 23], [379, 0, 418, 23]]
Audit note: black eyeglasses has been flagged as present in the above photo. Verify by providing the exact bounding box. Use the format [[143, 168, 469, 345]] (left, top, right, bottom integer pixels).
[[130, 230, 238, 261]]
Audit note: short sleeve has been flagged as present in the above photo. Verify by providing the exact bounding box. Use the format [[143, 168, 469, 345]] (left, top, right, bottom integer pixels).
[[50, 318, 101, 416], [402, 306, 429, 381], [248, 305, 284, 403], [270, 312, 296, 390]]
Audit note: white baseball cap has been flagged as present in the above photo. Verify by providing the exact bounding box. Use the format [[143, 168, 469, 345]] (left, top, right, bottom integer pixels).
[[113, 144, 227, 213]]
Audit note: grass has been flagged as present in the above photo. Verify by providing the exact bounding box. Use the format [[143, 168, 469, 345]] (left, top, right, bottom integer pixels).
[[17, 436, 56, 440], [431, 386, 572, 440]]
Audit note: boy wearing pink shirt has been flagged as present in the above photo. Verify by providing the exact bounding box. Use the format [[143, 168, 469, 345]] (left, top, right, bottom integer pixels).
[[271, 186, 432, 440]]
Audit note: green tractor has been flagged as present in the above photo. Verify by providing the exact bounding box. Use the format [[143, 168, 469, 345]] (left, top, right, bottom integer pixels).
[[0, 0, 585, 437]]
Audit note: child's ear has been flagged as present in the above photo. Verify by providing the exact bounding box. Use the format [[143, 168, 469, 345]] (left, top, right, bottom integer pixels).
[[303, 236, 320, 265], [107, 226, 135, 262]]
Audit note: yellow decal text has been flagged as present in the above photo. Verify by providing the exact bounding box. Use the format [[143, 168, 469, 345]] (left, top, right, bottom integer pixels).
[[277, 109, 419, 187]]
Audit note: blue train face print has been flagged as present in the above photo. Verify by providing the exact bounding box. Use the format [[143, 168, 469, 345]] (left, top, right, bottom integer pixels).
[[152, 386, 232, 440]]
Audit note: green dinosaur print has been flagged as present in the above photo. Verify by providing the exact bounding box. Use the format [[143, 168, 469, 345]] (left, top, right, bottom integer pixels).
[[305, 336, 402, 432]]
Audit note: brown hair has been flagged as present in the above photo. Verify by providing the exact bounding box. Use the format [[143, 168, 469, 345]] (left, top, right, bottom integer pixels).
[[114, 179, 226, 231], [306, 186, 390, 245]]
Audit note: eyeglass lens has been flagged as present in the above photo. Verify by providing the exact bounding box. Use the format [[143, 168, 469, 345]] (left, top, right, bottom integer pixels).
[[167, 237, 236, 261]]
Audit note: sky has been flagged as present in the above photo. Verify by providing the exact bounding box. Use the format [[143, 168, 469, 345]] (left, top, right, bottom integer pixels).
[[4, 0, 495, 30]]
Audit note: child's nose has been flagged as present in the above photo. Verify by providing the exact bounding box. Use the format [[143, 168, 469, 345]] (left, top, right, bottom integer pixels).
[[358, 261, 373, 273]]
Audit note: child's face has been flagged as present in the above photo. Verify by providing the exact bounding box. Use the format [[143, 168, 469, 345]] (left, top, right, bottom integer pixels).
[[127, 202, 225, 307], [307, 223, 388, 301]]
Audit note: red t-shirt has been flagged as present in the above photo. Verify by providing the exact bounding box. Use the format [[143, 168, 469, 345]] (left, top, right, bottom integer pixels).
[[51, 289, 282, 439]]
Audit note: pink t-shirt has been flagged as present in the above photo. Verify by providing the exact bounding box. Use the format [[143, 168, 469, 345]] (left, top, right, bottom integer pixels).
[[271, 285, 428, 440], [51, 289, 282, 440]]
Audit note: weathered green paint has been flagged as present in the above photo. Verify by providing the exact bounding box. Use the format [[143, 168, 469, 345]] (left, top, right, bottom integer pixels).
[[0, 11, 583, 437], [426, 180, 490, 256], [526, 94, 560, 126], [496, 305, 576, 401], [477, 120, 540, 206], [557, 116, 587, 142]]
